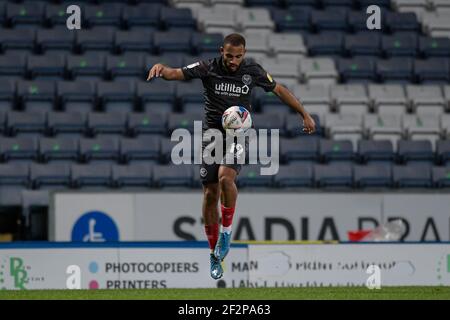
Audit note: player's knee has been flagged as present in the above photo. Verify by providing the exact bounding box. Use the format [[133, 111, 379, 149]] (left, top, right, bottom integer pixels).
[[219, 174, 235, 189]]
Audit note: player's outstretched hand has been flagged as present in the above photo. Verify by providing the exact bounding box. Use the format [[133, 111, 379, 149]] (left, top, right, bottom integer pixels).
[[147, 63, 164, 81], [302, 113, 316, 134]]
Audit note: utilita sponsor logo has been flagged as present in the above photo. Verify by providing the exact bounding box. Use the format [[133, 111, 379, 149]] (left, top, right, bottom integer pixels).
[[215, 83, 249, 95]]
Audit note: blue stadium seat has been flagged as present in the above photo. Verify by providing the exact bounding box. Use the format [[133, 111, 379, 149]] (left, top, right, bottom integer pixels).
[[0, 136, 38, 161], [397, 140, 434, 164], [0, 29, 36, 52], [338, 57, 377, 82], [306, 32, 344, 56], [382, 34, 418, 57], [71, 163, 112, 188], [322, 0, 354, 7], [414, 58, 450, 84], [138, 80, 176, 114], [76, 27, 115, 53], [127, 112, 167, 135], [393, 164, 432, 188], [84, 4, 123, 27], [17, 80, 56, 113], [314, 163, 353, 188], [348, 11, 382, 32], [246, 0, 281, 7], [0, 111, 6, 134], [80, 136, 120, 163], [57, 80, 96, 114], [106, 53, 145, 80], [123, 3, 162, 30], [320, 140, 355, 162], [88, 112, 127, 136], [237, 165, 274, 188], [39, 136, 79, 163], [377, 58, 414, 83], [358, 140, 395, 163], [115, 29, 154, 54], [285, 0, 316, 8], [97, 81, 136, 113], [6, 2, 45, 28], [154, 30, 193, 54], [160, 7, 196, 30], [354, 164, 392, 188], [345, 32, 382, 57], [120, 136, 160, 163], [45, 3, 85, 27], [191, 33, 223, 54], [27, 54, 66, 80], [437, 140, 450, 165], [285, 114, 321, 137], [7, 111, 47, 136], [385, 12, 420, 33], [168, 112, 202, 134], [0, 3, 5, 26], [112, 163, 153, 188], [146, 53, 185, 69], [67, 53, 106, 80], [176, 81, 204, 114], [419, 37, 450, 58], [153, 164, 192, 187], [47, 112, 86, 136], [271, 8, 312, 32], [252, 114, 286, 136], [274, 163, 314, 187], [31, 163, 71, 188], [357, 0, 391, 8], [311, 9, 349, 32], [0, 163, 29, 186], [37, 27, 76, 53], [254, 90, 290, 114], [280, 137, 319, 163], [0, 53, 27, 80], [432, 166, 450, 188], [0, 79, 17, 111]]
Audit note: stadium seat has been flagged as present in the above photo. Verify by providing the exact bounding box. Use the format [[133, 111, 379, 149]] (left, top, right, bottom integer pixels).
[[268, 33, 307, 57], [368, 84, 408, 115], [154, 30, 193, 54], [237, 164, 274, 188], [292, 85, 331, 122], [236, 8, 275, 33], [0, 79, 17, 111], [57, 80, 96, 114], [376, 58, 414, 83], [385, 12, 420, 33], [0, 53, 27, 80], [392, 0, 428, 18], [311, 9, 349, 32], [357, 0, 391, 8], [363, 114, 403, 149], [76, 27, 115, 53], [7, 111, 47, 136], [0, 163, 29, 186], [115, 29, 154, 54], [397, 140, 434, 164], [127, 112, 167, 136], [37, 27, 76, 53], [66, 53, 106, 80], [330, 84, 370, 115], [338, 57, 377, 83], [419, 37, 450, 58], [381, 34, 418, 57], [79, 136, 120, 162], [39, 136, 79, 163], [402, 113, 441, 151], [285, 114, 321, 138], [153, 164, 192, 187], [345, 32, 382, 57], [27, 54, 66, 80], [71, 163, 112, 188], [414, 58, 450, 84], [285, 0, 316, 8], [0, 136, 38, 162], [252, 114, 285, 135], [6, 2, 45, 28], [306, 32, 345, 56], [255, 90, 291, 115], [87, 112, 127, 136], [314, 163, 353, 188], [45, 3, 85, 27], [299, 58, 339, 86], [393, 164, 432, 188], [325, 113, 364, 147], [84, 4, 123, 27], [358, 140, 395, 163], [31, 163, 71, 188], [97, 81, 136, 113], [176, 80, 204, 114], [17, 80, 56, 113], [47, 111, 86, 137], [354, 164, 393, 188], [123, 3, 162, 30], [436, 140, 450, 165], [120, 136, 160, 163], [112, 163, 153, 188], [274, 163, 314, 188], [168, 112, 202, 134], [432, 166, 450, 188], [280, 137, 319, 163], [405, 85, 446, 114], [191, 33, 223, 54], [137, 80, 176, 114], [271, 7, 312, 32], [319, 139, 355, 163], [0, 29, 36, 52], [106, 53, 145, 80], [348, 11, 382, 32], [160, 7, 196, 30]]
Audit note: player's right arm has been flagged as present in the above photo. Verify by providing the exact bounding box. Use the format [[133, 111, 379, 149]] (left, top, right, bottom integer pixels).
[[146, 63, 185, 81]]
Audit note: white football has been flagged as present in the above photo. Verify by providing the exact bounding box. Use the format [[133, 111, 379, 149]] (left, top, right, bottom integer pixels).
[[221, 106, 252, 134]]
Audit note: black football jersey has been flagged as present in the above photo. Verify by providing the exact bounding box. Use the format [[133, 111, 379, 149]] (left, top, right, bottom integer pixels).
[[181, 56, 277, 129]]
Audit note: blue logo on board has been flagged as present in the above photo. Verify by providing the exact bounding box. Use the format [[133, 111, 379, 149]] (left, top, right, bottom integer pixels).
[[71, 211, 119, 242]]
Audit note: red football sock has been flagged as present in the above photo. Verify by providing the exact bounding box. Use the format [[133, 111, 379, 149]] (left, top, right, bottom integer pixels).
[[221, 205, 235, 231], [205, 224, 219, 251]]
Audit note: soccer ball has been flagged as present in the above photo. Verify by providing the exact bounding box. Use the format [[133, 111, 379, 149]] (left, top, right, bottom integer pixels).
[[221, 106, 252, 134]]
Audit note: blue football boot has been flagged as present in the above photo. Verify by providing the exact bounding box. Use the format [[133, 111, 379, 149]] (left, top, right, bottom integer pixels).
[[214, 232, 232, 261], [210, 253, 223, 280]]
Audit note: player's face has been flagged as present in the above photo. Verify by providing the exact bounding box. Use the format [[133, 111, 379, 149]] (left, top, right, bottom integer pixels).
[[220, 44, 246, 73]]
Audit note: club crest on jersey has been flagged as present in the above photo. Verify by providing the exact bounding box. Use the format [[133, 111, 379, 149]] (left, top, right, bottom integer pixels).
[[242, 74, 252, 85]]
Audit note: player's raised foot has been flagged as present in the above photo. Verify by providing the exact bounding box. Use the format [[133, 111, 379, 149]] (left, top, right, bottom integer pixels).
[[214, 231, 232, 261], [210, 254, 223, 280]]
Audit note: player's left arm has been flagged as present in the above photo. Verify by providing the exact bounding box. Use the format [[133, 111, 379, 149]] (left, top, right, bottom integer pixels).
[[272, 83, 316, 134]]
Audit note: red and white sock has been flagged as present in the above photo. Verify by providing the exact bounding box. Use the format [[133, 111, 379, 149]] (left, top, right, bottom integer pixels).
[[221, 205, 235, 234], [205, 223, 219, 253]]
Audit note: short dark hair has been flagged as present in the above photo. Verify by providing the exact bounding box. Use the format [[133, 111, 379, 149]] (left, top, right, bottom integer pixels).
[[223, 33, 246, 48]]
